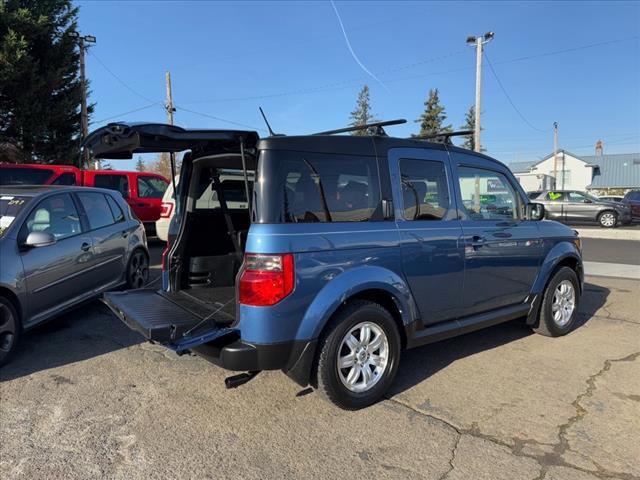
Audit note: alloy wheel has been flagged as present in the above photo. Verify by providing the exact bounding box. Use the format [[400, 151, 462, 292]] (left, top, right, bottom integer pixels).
[[337, 322, 389, 393], [128, 251, 149, 289], [552, 280, 575, 327], [0, 303, 17, 356], [600, 212, 616, 227]]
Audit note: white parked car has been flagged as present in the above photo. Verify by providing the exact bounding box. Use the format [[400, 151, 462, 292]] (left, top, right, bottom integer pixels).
[[155, 172, 252, 242]]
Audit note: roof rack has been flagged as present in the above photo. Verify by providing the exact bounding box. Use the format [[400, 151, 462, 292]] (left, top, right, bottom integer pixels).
[[312, 119, 407, 136], [412, 130, 474, 145]]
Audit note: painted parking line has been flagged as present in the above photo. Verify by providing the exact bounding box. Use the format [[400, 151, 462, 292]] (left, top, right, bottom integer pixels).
[[583, 261, 640, 280]]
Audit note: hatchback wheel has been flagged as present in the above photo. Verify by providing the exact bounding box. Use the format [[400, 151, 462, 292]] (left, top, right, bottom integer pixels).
[[0, 296, 20, 367], [126, 249, 149, 289], [598, 211, 617, 228], [315, 300, 401, 410], [533, 267, 580, 337]]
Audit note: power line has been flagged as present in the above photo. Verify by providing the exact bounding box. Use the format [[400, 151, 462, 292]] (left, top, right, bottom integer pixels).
[[88, 50, 162, 105], [174, 105, 267, 133], [93, 103, 160, 124], [483, 51, 550, 133]]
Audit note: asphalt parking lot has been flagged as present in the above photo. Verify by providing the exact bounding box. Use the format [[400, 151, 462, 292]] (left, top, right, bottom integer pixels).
[[1, 241, 639, 479]]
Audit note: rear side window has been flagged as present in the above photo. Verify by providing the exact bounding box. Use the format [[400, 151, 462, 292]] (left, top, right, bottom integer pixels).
[[625, 191, 640, 201], [93, 174, 129, 197], [255, 151, 381, 223], [51, 173, 77, 185], [105, 194, 125, 222], [0, 167, 54, 185], [77, 192, 115, 230], [399, 159, 449, 221], [137, 176, 168, 199]]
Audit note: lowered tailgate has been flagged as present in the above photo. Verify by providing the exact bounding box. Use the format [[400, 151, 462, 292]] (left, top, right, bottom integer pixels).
[[103, 289, 237, 351]]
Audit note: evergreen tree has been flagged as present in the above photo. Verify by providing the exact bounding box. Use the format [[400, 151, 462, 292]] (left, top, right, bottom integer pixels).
[[349, 85, 377, 136], [0, 0, 90, 164], [459, 105, 484, 151], [135, 156, 146, 172], [414, 88, 451, 138]]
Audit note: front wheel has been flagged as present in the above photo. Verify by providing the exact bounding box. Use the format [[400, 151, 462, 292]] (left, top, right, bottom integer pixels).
[[598, 211, 617, 228], [126, 249, 149, 289], [315, 300, 401, 410], [0, 296, 20, 367], [533, 267, 580, 337]]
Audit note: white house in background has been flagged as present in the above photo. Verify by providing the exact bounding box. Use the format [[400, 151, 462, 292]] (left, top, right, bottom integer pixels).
[[509, 149, 640, 194]]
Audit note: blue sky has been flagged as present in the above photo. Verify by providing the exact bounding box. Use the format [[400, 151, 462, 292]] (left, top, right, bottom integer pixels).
[[76, 1, 640, 170]]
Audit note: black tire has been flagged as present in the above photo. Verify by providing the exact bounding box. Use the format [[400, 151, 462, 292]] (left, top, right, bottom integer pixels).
[[533, 267, 580, 337], [315, 300, 401, 410], [125, 248, 150, 289], [0, 296, 20, 367], [597, 210, 617, 228]]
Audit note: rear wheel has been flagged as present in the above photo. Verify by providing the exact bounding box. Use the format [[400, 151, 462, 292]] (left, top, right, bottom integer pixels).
[[315, 300, 401, 410], [0, 296, 20, 367], [126, 249, 149, 289], [598, 211, 617, 228], [533, 267, 580, 337]]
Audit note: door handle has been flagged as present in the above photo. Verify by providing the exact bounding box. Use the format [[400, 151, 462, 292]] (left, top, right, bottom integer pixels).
[[121, 230, 128, 238], [81, 242, 91, 252]]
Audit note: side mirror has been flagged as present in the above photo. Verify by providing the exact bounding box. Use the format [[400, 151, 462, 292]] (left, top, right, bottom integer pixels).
[[583, 199, 593, 203], [526, 203, 545, 221], [23, 231, 56, 248]]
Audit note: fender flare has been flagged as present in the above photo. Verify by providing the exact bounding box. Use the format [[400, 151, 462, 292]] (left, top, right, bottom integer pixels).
[[526, 240, 582, 325], [295, 265, 417, 342]]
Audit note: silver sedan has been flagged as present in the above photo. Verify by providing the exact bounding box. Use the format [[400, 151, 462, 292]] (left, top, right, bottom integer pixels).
[[0, 185, 149, 365]]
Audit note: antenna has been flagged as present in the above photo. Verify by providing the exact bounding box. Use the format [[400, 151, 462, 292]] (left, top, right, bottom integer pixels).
[[259, 107, 276, 136], [312, 119, 407, 136], [412, 130, 474, 145]]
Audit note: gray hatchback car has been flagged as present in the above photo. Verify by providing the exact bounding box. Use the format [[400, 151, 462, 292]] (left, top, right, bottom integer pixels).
[[532, 190, 632, 228], [0, 185, 149, 365]]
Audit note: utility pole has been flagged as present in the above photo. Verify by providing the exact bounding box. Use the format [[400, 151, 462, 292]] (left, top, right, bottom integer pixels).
[[68, 32, 96, 169], [553, 122, 558, 189], [466, 32, 494, 152], [165, 71, 177, 192]]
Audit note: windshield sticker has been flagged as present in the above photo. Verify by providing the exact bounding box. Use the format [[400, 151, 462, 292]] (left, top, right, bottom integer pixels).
[[548, 192, 562, 200], [0, 196, 14, 201]]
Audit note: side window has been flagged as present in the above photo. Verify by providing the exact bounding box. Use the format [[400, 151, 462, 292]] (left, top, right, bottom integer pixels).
[[77, 192, 115, 230], [137, 176, 168, 199], [399, 159, 450, 221], [23, 193, 82, 240], [546, 191, 566, 201], [51, 173, 77, 185], [105, 194, 125, 222], [93, 174, 129, 198], [567, 192, 587, 202], [457, 166, 521, 220]]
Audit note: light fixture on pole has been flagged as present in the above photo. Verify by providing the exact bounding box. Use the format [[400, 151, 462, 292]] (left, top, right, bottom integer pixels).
[[466, 31, 494, 152]]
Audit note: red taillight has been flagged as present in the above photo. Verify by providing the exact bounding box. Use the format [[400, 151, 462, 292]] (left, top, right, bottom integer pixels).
[[160, 202, 173, 218], [239, 254, 295, 306]]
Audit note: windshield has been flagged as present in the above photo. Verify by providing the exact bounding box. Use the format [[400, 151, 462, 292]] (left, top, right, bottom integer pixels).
[[0, 167, 55, 185], [0, 195, 31, 237]]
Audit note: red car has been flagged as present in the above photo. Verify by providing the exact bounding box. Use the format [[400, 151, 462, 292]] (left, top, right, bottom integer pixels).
[[0, 164, 168, 231]]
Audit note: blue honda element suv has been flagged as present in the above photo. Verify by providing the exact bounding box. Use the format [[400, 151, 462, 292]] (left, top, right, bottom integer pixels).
[[86, 121, 583, 410]]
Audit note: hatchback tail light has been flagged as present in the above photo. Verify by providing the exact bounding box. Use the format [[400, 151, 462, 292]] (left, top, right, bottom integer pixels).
[[160, 202, 173, 218], [239, 254, 295, 306]]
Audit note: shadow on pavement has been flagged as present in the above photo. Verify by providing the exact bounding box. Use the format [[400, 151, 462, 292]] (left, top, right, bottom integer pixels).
[[0, 301, 142, 383], [389, 281, 609, 396]]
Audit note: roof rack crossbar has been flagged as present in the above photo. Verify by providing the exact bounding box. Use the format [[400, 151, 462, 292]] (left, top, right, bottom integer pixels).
[[312, 119, 407, 136], [412, 130, 474, 144]]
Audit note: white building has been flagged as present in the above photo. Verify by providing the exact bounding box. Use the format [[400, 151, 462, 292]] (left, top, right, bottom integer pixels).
[[509, 149, 640, 194]]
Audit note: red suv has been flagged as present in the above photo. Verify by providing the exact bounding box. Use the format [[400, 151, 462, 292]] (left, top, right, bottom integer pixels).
[[0, 164, 168, 231]]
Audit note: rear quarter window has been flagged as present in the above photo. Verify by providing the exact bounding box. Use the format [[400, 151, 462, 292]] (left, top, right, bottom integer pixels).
[[255, 150, 382, 223], [0, 167, 55, 185]]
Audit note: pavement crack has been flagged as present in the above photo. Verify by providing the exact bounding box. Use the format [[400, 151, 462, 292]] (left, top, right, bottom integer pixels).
[[438, 431, 461, 480]]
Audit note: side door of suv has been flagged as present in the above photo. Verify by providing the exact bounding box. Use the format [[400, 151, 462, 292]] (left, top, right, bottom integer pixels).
[[450, 152, 543, 317], [564, 191, 595, 222], [18, 193, 94, 326], [388, 148, 465, 324], [542, 191, 567, 221]]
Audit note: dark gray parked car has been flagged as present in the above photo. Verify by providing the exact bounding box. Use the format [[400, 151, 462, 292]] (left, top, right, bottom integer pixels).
[[533, 190, 632, 228], [0, 185, 149, 365]]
